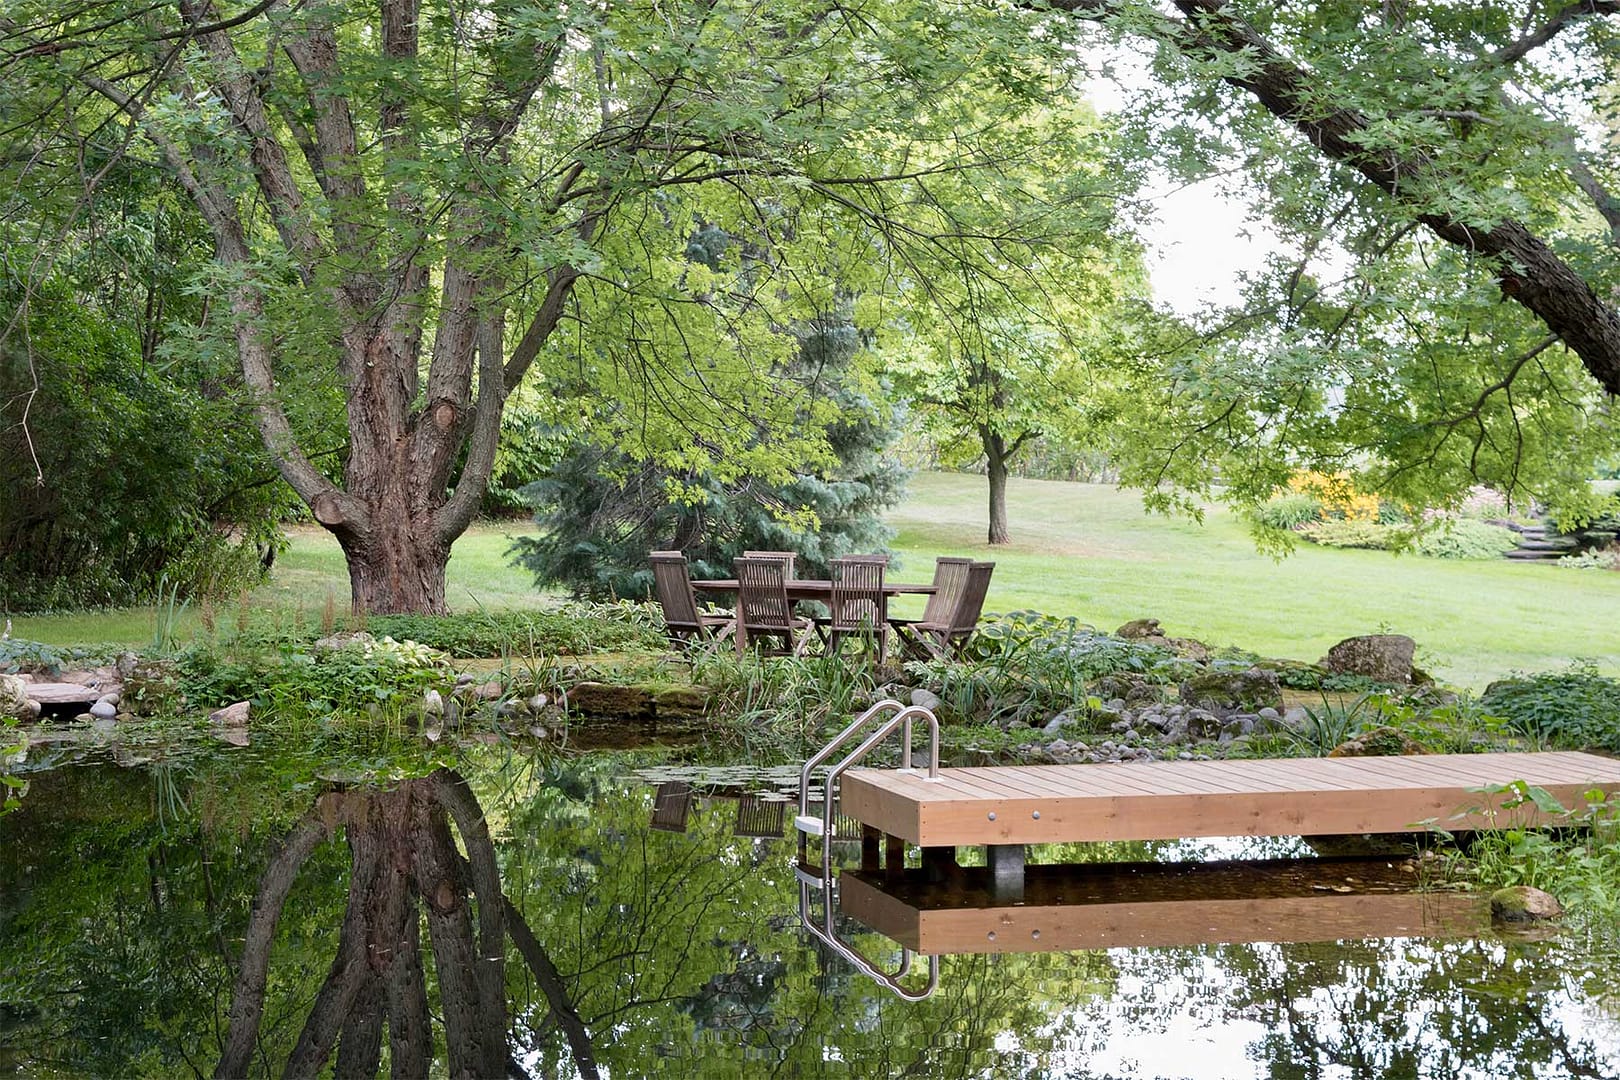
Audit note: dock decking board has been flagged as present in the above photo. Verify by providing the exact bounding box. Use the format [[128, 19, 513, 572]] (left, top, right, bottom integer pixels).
[[838, 751, 1620, 846]]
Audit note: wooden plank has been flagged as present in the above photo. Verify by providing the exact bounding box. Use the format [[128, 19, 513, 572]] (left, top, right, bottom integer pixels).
[[839, 752, 1620, 846], [839, 862, 1487, 954]]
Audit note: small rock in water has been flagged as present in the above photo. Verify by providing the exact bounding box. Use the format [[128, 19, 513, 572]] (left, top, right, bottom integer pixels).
[[209, 701, 251, 726], [89, 700, 117, 720], [527, 693, 549, 712], [423, 688, 445, 716], [1491, 885, 1562, 924]]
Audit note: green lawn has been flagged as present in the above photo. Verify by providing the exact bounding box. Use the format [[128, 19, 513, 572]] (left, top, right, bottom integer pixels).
[[887, 472, 1620, 689], [11, 472, 1620, 688]]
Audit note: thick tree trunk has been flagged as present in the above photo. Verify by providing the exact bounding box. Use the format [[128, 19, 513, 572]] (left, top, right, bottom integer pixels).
[[332, 507, 451, 616], [983, 428, 1012, 546]]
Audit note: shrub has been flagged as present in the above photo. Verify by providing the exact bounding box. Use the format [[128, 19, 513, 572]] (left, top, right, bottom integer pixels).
[[1288, 470, 1381, 521], [1250, 492, 1323, 531], [225, 605, 666, 658], [1298, 520, 1397, 550], [1481, 666, 1620, 751], [1412, 519, 1518, 560], [1558, 548, 1620, 571]]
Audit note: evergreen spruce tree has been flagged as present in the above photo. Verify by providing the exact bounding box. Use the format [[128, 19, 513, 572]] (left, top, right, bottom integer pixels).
[[510, 314, 907, 601]]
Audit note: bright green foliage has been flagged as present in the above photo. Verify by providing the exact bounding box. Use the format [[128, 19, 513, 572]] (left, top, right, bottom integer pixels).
[[1249, 492, 1324, 531], [1299, 520, 1398, 550], [227, 607, 665, 658], [1084, 1, 1620, 523], [0, 277, 294, 611], [1412, 519, 1520, 560], [1482, 665, 1620, 752]]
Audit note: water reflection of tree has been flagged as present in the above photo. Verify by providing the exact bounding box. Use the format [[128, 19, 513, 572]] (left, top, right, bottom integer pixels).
[[1094, 937, 1618, 1079], [216, 768, 597, 1079]]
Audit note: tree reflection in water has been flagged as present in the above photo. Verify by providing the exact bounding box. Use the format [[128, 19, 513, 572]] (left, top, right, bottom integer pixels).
[[2, 756, 1618, 1077], [216, 769, 596, 1079]]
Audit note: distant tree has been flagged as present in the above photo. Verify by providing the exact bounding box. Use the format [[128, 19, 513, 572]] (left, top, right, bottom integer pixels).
[[877, 95, 1153, 544]]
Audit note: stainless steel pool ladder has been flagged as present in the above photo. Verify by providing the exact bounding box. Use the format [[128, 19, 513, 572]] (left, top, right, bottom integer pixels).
[[791, 700, 943, 1000]]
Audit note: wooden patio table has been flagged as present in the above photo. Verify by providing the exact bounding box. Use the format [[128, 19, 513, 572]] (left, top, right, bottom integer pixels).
[[691, 578, 934, 652]]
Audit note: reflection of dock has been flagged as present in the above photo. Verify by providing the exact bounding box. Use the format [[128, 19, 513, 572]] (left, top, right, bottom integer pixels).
[[835, 857, 1487, 955]]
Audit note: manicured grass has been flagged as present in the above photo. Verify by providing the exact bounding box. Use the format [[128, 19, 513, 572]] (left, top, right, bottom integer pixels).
[[11, 474, 1620, 687], [887, 472, 1620, 688]]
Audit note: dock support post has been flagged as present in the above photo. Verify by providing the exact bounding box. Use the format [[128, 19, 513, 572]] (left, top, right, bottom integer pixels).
[[986, 844, 1025, 901], [921, 846, 958, 883], [860, 825, 881, 871], [885, 833, 906, 879]]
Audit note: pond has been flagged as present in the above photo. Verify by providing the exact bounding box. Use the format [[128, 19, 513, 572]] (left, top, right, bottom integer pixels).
[[3, 741, 1618, 1078]]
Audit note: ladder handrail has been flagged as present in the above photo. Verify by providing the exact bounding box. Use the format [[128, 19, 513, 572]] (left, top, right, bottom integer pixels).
[[797, 699, 905, 818], [817, 705, 939, 855], [798, 699, 940, 818]]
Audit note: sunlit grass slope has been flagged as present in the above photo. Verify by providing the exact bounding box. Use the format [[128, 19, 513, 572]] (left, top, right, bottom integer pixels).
[[887, 472, 1620, 688]]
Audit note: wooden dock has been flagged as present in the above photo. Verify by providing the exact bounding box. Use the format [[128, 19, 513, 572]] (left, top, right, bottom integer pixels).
[[838, 857, 1487, 955], [839, 751, 1620, 847]]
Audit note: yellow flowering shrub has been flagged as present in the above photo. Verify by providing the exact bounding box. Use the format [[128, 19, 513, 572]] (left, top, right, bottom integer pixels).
[[1287, 470, 1381, 522]]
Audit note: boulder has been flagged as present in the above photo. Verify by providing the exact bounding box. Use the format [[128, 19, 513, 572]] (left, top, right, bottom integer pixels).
[[1168, 637, 1211, 663], [1328, 726, 1426, 757], [209, 700, 252, 727], [1321, 634, 1417, 684], [910, 688, 942, 712], [0, 674, 28, 721], [313, 631, 376, 652], [1179, 667, 1283, 716], [1490, 885, 1563, 924], [1092, 675, 1162, 706]]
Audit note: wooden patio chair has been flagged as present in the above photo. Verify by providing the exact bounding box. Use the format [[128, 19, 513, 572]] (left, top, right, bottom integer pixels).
[[734, 556, 814, 656], [896, 560, 994, 661], [824, 554, 889, 661], [732, 794, 788, 839], [891, 557, 972, 660], [650, 551, 733, 647], [649, 781, 693, 832], [742, 550, 797, 579]]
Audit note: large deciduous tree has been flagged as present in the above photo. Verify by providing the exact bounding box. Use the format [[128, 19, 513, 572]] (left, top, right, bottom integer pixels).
[[1049, 1, 1620, 514], [0, 0, 1095, 613]]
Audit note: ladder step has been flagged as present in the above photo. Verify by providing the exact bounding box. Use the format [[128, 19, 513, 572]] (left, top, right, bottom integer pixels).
[[794, 864, 827, 888], [794, 814, 826, 836]]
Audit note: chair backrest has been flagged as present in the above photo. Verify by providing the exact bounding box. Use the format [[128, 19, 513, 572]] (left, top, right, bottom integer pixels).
[[948, 561, 995, 634], [650, 551, 701, 630], [735, 556, 795, 631], [742, 550, 796, 579], [829, 555, 887, 629], [920, 557, 973, 626]]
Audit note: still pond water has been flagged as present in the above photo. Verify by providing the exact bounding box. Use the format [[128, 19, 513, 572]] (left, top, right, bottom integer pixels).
[[2, 740, 1618, 1078]]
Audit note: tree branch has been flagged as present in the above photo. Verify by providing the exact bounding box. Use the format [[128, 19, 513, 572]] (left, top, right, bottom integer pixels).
[[1489, 1, 1620, 66]]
